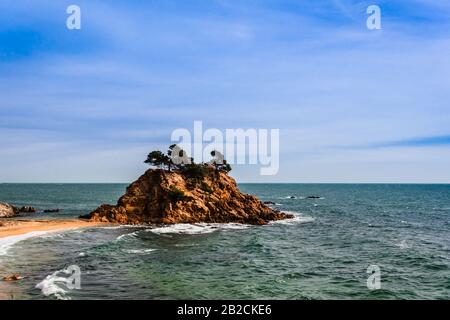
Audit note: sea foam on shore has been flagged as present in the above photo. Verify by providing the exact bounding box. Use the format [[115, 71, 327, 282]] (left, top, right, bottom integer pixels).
[[0, 231, 50, 256]]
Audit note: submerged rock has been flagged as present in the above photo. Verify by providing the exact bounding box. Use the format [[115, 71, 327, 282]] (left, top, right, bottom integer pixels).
[[18, 206, 36, 213], [2, 274, 24, 281], [82, 168, 293, 225], [43, 209, 60, 213], [306, 196, 321, 199]]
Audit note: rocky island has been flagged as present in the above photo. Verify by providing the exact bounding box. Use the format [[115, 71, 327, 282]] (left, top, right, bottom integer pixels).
[[82, 146, 293, 225]]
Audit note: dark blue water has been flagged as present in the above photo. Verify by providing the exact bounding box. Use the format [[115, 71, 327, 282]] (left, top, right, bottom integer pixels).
[[0, 184, 449, 299]]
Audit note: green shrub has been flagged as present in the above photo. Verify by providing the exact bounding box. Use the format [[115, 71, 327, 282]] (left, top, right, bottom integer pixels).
[[180, 163, 208, 179], [168, 185, 189, 202]]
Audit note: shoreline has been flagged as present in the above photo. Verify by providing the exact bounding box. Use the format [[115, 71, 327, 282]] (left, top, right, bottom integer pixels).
[[0, 219, 105, 240], [0, 219, 106, 300]]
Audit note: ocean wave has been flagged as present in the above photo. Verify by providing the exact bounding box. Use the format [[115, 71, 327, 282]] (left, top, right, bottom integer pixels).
[[40, 233, 66, 239], [100, 224, 148, 230], [35, 267, 77, 300], [432, 207, 450, 211], [116, 230, 140, 241], [0, 231, 50, 256], [148, 223, 250, 235], [148, 224, 218, 235], [396, 240, 411, 250], [122, 248, 156, 254], [270, 211, 315, 225], [218, 223, 250, 230]]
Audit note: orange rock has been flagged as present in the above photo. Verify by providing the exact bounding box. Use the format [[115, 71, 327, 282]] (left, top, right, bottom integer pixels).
[[81, 168, 294, 225], [3, 274, 24, 281]]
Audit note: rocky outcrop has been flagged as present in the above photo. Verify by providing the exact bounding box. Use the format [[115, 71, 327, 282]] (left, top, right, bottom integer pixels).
[[0, 203, 37, 218], [18, 206, 36, 213], [83, 168, 293, 225], [0, 203, 16, 218]]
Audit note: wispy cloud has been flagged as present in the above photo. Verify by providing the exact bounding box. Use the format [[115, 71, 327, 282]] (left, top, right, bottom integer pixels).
[[347, 135, 450, 149], [1, 0, 450, 182]]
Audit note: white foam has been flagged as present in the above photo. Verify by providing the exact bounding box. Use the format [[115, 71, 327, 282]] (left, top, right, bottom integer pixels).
[[270, 211, 315, 225], [217, 223, 250, 230], [122, 248, 156, 254], [149, 224, 218, 235], [396, 240, 411, 250], [35, 268, 73, 300], [0, 231, 50, 256], [148, 222, 250, 235], [100, 224, 147, 230], [40, 232, 66, 239], [116, 230, 140, 241]]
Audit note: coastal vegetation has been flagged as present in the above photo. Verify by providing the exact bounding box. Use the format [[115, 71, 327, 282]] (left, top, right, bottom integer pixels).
[[145, 145, 231, 175], [83, 145, 292, 225]]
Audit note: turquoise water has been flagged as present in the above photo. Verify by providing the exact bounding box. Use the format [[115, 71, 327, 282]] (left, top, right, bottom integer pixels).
[[0, 184, 449, 299]]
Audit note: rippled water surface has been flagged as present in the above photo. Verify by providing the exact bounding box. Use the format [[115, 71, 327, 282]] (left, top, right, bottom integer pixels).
[[0, 183, 449, 299]]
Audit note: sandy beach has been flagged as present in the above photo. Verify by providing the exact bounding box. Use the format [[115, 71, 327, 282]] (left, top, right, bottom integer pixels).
[[0, 219, 104, 239]]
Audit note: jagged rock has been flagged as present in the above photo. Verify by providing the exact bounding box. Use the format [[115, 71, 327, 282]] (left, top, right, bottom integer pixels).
[[0, 203, 17, 218], [82, 168, 293, 225], [263, 201, 276, 205], [0, 203, 38, 218]]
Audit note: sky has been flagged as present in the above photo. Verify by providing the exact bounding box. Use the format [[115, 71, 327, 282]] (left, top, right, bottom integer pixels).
[[0, 0, 450, 183]]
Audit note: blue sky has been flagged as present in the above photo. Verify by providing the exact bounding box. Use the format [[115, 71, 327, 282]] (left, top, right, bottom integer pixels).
[[1, 0, 450, 182]]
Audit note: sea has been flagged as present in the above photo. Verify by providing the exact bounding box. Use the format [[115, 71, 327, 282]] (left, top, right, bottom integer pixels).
[[0, 183, 449, 300]]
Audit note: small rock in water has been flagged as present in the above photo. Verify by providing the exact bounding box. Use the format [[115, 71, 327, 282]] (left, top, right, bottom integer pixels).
[[263, 201, 275, 205], [43, 209, 60, 213], [289, 196, 296, 199], [18, 206, 36, 213], [306, 196, 321, 199], [2, 274, 24, 281], [0, 203, 36, 217]]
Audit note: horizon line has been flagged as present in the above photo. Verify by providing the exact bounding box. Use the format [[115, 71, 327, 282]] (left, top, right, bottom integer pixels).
[[1, 181, 449, 185]]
